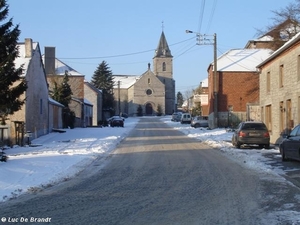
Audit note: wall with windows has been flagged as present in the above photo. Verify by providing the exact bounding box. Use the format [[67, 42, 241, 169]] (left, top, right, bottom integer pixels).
[[259, 39, 300, 144]]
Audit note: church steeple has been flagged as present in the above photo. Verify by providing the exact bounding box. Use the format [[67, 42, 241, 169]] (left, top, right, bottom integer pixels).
[[154, 31, 172, 58]]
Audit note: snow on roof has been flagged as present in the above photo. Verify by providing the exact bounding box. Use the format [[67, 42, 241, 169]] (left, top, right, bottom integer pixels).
[[201, 78, 208, 87], [41, 55, 83, 76], [216, 49, 273, 72], [257, 31, 300, 67], [113, 75, 140, 89], [54, 58, 83, 76], [14, 42, 38, 77], [48, 97, 64, 107]]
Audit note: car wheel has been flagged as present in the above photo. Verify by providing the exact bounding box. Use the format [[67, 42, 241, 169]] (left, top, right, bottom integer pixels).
[[282, 149, 289, 162], [194, 124, 200, 128], [236, 142, 241, 149], [264, 144, 270, 149]]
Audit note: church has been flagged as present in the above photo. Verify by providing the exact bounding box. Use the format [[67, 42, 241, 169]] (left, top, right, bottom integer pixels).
[[113, 31, 176, 116]]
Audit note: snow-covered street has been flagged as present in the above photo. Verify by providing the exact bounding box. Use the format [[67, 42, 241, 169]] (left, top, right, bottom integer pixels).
[[0, 116, 299, 214], [0, 116, 291, 202]]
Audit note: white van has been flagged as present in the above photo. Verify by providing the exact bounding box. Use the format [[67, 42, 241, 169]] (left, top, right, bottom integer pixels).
[[180, 113, 191, 124]]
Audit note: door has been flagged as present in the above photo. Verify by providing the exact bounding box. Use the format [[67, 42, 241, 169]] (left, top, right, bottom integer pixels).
[[145, 103, 153, 115]]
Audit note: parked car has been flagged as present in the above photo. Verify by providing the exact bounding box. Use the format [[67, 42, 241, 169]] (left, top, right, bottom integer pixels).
[[180, 113, 192, 124], [191, 116, 209, 128], [279, 124, 300, 161], [171, 112, 182, 122], [107, 116, 125, 127], [232, 121, 270, 149]]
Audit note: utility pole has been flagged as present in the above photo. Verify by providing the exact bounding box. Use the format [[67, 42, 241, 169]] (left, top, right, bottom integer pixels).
[[118, 80, 121, 115], [186, 30, 218, 128]]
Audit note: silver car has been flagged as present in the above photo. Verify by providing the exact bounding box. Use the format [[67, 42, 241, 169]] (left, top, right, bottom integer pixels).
[[191, 116, 209, 128], [232, 121, 270, 149]]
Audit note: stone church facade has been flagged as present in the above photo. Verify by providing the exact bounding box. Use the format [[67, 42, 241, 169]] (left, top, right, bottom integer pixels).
[[113, 31, 175, 116]]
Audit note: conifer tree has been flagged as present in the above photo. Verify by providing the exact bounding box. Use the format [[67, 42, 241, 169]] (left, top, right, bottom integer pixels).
[[91, 61, 115, 111], [176, 92, 184, 108], [0, 0, 27, 125], [51, 71, 74, 128]]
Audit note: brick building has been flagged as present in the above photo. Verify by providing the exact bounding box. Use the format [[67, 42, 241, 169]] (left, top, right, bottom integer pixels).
[[207, 49, 273, 128]]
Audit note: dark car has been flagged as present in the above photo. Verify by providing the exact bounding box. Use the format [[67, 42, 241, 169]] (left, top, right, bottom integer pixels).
[[279, 124, 300, 161], [232, 121, 270, 149], [107, 116, 124, 127], [191, 116, 209, 128]]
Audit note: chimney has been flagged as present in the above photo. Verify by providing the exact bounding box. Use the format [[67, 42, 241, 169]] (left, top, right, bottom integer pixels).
[[44, 47, 56, 75], [25, 38, 33, 58]]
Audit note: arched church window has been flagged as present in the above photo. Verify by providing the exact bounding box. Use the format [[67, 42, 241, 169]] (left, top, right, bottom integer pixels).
[[162, 62, 166, 71], [148, 78, 151, 84]]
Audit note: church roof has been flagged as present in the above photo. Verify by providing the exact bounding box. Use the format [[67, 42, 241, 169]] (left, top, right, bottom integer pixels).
[[113, 75, 140, 89], [154, 31, 172, 58]]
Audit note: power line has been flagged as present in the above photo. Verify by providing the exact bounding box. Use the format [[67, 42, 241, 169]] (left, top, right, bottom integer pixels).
[[205, 0, 218, 33], [59, 37, 196, 60]]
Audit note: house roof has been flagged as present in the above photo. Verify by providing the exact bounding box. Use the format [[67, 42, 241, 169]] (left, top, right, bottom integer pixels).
[[42, 55, 83, 76], [215, 49, 273, 72], [257, 31, 300, 68], [15, 41, 39, 77], [201, 78, 208, 87], [84, 81, 102, 93], [48, 97, 64, 107], [113, 75, 140, 89]]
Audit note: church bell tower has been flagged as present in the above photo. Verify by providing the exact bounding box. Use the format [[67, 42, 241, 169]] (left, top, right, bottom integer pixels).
[[153, 31, 175, 115]]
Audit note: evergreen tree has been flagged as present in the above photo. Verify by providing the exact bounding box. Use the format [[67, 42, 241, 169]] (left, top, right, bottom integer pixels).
[[156, 104, 162, 116], [91, 61, 115, 111], [137, 105, 143, 117], [176, 92, 184, 108], [0, 0, 27, 125], [51, 71, 74, 128]]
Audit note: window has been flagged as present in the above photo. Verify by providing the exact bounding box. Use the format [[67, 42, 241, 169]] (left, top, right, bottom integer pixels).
[[162, 62, 166, 71], [279, 64, 284, 88], [148, 78, 151, 84], [266, 72, 270, 93], [146, 89, 152, 95]]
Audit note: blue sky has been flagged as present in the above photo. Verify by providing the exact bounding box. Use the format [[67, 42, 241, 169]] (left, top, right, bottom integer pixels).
[[9, 0, 291, 95]]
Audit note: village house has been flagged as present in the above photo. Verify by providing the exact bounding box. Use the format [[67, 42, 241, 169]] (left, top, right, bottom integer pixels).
[[112, 31, 176, 116], [5, 38, 63, 146], [257, 32, 300, 144], [207, 48, 273, 128], [84, 81, 103, 126], [43, 47, 93, 127]]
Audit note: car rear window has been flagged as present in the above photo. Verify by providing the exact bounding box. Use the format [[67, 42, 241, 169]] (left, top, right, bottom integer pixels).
[[242, 123, 267, 130]]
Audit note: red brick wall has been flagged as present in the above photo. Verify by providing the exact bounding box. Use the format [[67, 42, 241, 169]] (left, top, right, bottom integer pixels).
[[208, 67, 259, 113]]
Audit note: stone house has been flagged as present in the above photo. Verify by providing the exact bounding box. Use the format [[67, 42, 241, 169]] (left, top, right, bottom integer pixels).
[[257, 32, 300, 144], [43, 47, 93, 127], [6, 39, 51, 145], [112, 31, 176, 116], [207, 49, 273, 128], [84, 81, 103, 126]]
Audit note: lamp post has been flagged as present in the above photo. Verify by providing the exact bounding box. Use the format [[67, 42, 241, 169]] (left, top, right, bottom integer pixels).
[[186, 30, 218, 128]]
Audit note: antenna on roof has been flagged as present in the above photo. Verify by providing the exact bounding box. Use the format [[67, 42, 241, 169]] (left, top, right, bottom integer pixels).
[[162, 21, 164, 31]]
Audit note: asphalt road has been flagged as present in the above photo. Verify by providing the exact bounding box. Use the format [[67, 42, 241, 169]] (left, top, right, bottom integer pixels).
[[1, 118, 300, 225]]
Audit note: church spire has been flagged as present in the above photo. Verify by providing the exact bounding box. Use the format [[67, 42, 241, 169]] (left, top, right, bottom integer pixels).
[[154, 31, 173, 58]]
